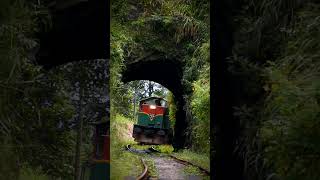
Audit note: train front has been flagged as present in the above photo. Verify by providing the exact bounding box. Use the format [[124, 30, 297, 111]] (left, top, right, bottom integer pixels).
[[132, 97, 172, 144]]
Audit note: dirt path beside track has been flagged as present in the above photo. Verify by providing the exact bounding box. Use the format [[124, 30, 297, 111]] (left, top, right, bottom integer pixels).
[[152, 155, 203, 180]]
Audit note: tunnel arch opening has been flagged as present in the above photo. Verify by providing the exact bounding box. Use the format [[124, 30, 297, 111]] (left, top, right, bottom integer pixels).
[[122, 80, 175, 144], [121, 54, 189, 150]]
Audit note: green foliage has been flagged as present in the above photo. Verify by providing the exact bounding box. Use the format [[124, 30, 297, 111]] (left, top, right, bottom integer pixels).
[[110, 114, 142, 179], [260, 4, 320, 180], [231, 1, 320, 180], [111, 0, 129, 22], [0, 64, 76, 179], [190, 64, 210, 154], [183, 41, 210, 91], [167, 92, 177, 127], [0, 1, 95, 179], [142, 157, 158, 177], [172, 149, 210, 172], [154, 145, 175, 154], [111, 0, 210, 167], [182, 165, 202, 177], [110, 21, 134, 117], [54, 60, 109, 179], [111, 0, 209, 60], [131, 144, 174, 154]]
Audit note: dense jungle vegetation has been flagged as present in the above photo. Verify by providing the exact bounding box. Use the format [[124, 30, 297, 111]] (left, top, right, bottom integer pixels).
[[0, 1, 108, 179], [229, 1, 320, 180], [110, 0, 210, 151], [0, 1, 69, 179], [110, 0, 210, 178], [0, 0, 319, 180]]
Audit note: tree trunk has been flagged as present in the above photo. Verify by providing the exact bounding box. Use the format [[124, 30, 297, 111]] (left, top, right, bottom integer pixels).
[[74, 86, 84, 180]]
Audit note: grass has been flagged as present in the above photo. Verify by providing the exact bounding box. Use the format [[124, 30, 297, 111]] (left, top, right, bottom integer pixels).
[[143, 156, 158, 178], [183, 165, 210, 180], [172, 149, 210, 172], [112, 143, 159, 178], [154, 145, 174, 153], [111, 150, 143, 179], [183, 165, 202, 176], [110, 114, 144, 180], [173, 149, 210, 179]]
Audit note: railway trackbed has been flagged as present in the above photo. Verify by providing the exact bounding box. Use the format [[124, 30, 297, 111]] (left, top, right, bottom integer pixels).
[[125, 145, 210, 179]]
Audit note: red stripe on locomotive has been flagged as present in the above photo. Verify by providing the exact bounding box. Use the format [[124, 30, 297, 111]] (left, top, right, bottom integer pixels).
[[141, 104, 165, 115]]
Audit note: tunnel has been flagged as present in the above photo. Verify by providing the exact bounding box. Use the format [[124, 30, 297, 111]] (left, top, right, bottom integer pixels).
[[121, 52, 190, 150]]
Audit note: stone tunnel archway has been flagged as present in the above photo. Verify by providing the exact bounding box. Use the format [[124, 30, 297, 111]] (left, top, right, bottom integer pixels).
[[121, 53, 190, 150]]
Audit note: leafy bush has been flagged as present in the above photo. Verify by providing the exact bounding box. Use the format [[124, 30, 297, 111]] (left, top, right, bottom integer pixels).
[[261, 4, 320, 179], [167, 91, 177, 126], [110, 114, 142, 179], [232, 2, 320, 180], [190, 64, 210, 154], [183, 41, 211, 155]]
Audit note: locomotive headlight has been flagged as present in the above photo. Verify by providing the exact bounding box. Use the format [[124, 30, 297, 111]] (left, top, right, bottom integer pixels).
[[149, 105, 156, 109]]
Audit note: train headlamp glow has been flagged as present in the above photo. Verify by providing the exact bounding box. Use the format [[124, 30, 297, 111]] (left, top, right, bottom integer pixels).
[[149, 105, 156, 109]]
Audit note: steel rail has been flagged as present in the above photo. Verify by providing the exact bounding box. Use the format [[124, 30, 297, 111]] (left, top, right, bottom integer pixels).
[[137, 158, 149, 180], [148, 146, 210, 176]]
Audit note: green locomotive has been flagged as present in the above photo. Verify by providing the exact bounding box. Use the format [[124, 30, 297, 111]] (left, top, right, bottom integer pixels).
[[132, 97, 173, 144]]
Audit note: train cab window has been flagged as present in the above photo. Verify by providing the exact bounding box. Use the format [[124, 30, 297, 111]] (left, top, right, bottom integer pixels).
[[160, 100, 167, 107], [140, 98, 168, 108], [155, 99, 161, 106]]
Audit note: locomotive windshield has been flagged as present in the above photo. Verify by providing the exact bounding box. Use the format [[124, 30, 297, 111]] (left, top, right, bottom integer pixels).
[[140, 97, 167, 107]]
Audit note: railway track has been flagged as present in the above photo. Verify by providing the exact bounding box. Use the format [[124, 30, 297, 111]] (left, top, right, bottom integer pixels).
[[137, 158, 149, 180], [125, 145, 151, 179], [168, 154, 210, 176], [125, 145, 210, 179]]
